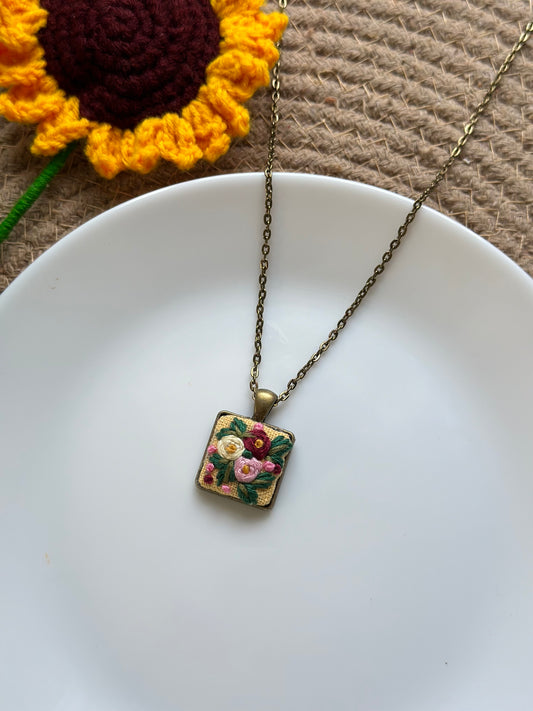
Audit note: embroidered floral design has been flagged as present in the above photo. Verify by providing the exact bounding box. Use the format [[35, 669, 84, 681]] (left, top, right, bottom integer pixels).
[[234, 455, 262, 482], [243, 428, 271, 459], [217, 434, 245, 460], [0, 0, 287, 177], [197, 413, 294, 507]]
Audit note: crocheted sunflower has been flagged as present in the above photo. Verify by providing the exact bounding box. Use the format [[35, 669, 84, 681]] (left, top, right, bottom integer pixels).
[[0, 0, 287, 178]]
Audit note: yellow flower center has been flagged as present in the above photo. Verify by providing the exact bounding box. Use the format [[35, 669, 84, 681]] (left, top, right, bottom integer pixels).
[[254, 439, 264, 448], [242, 465, 250, 474], [227, 443, 236, 453]]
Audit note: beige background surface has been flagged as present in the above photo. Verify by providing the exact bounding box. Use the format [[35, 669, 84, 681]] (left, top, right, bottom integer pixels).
[[1, 0, 532, 291]]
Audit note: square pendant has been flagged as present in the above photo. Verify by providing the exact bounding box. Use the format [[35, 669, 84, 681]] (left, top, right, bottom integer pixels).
[[196, 411, 295, 509]]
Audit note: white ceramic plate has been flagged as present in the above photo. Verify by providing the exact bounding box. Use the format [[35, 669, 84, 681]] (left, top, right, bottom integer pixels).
[[1, 174, 532, 711]]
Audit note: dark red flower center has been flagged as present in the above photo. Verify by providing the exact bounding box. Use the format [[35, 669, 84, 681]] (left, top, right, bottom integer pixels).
[[38, 0, 221, 129]]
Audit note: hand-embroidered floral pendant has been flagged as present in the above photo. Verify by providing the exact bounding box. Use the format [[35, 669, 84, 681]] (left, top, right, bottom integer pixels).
[[0, 0, 287, 177], [197, 412, 294, 508]]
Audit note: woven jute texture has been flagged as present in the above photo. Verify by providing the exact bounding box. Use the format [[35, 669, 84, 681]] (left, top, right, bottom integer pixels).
[[0, 0, 532, 291]]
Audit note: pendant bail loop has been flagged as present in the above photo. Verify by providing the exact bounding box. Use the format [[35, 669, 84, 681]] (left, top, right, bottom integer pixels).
[[253, 389, 278, 422]]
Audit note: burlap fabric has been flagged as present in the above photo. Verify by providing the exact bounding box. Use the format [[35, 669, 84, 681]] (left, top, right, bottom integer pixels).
[[0, 0, 532, 291]]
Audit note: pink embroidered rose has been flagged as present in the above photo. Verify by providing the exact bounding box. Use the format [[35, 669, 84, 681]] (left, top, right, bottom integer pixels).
[[234, 456, 262, 483], [262, 460, 275, 472], [243, 432, 271, 459]]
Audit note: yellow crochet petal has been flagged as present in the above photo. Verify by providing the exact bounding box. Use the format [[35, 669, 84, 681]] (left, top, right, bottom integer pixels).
[[0, 48, 46, 86], [85, 125, 126, 179], [207, 50, 270, 102], [115, 130, 136, 171], [157, 114, 203, 170], [181, 96, 231, 162], [210, 0, 264, 21], [0, 1, 48, 53], [85, 116, 204, 177], [123, 118, 162, 174], [220, 12, 287, 64], [202, 131, 231, 163], [31, 96, 92, 155], [203, 80, 250, 137], [0, 44, 25, 68], [0, 75, 63, 123]]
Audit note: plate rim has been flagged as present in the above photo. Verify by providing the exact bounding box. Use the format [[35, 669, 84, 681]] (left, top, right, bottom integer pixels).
[[1, 172, 531, 304]]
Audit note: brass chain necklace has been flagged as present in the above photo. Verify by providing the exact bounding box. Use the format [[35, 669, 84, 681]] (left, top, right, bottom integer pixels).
[[196, 14, 533, 509]]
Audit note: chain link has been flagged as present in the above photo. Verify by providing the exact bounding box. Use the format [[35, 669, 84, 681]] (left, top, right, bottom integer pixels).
[[249, 28, 284, 395], [250, 15, 532, 404]]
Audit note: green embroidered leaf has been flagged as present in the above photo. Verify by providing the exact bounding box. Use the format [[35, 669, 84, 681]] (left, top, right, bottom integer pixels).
[[217, 419, 247, 439], [237, 483, 258, 506], [269, 453, 284, 467], [228, 464, 237, 483], [268, 436, 293, 458], [253, 473, 276, 489], [269, 444, 291, 458], [216, 459, 233, 486], [224, 460, 233, 482], [216, 427, 237, 439], [242, 450, 253, 459], [209, 452, 226, 469], [270, 435, 287, 449], [232, 418, 247, 434]]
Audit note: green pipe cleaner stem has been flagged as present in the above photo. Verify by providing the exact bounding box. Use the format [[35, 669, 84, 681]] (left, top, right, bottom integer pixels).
[[0, 141, 78, 245]]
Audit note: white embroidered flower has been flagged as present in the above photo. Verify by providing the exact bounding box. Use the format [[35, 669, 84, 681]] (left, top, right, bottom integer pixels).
[[217, 435, 245, 460]]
